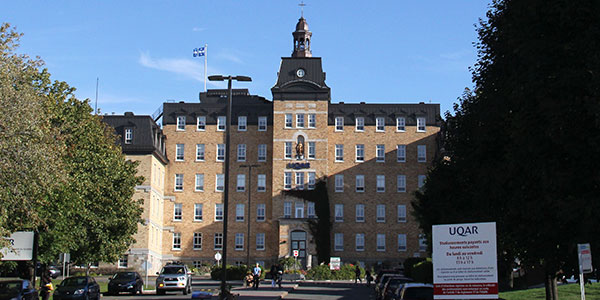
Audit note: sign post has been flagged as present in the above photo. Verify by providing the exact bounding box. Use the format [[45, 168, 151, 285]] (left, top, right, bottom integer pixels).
[[578, 243, 592, 300], [433, 222, 498, 299], [329, 257, 341, 270], [293, 250, 299, 270], [215, 252, 222, 267], [1, 231, 34, 261]]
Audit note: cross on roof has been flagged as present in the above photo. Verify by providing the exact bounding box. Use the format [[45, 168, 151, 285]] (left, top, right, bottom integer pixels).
[[299, 1, 306, 18]]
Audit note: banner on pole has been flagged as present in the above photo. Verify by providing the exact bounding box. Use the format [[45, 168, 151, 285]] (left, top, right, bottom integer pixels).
[[1, 231, 34, 261]]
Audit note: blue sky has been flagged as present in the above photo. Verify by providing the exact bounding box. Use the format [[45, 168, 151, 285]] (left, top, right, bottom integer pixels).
[[2, 1, 490, 117]]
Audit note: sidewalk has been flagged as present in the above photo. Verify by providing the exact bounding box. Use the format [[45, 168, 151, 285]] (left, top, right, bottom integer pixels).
[[224, 282, 298, 299]]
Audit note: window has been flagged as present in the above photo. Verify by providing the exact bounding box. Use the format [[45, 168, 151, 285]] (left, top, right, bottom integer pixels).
[[356, 175, 365, 192], [237, 144, 246, 162], [335, 204, 344, 222], [174, 174, 184, 191], [258, 144, 267, 162], [376, 145, 385, 162], [418, 175, 427, 189], [193, 232, 202, 250], [356, 144, 365, 162], [376, 117, 385, 132], [173, 203, 182, 221], [216, 174, 224, 192], [257, 204, 266, 221], [397, 205, 407, 223], [419, 234, 427, 251], [215, 204, 223, 221], [118, 255, 128, 268], [124, 128, 133, 144], [217, 116, 226, 131], [397, 145, 406, 162], [236, 204, 245, 221], [417, 145, 427, 162], [296, 113, 305, 128], [214, 233, 223, 250], [177, 116, 186, 131], [417, 117, 426, 132], [194, 203, 203, 221], [193, 261, 203, 269], [308, 142, 316, 159], [396, 117, 406, 132], [195, 174, 204, 191], [238, 116, 247, 131], [258, 116, 267, 131], [256, 233, 265, 250], [334, 233, 343, 251], [196, 144, 205, 161], [377, 234, 386, 251], [356, 204, 365, 222], [197, 116, 206, 131], [295, 172, 305, 190], [284, 172, 292, 190], [307, 172, 316, 190], [283, 201, 292, 218], [335, 175, 344, 192], [308, 114, 316, 128], [398, 234, 407, 252], [285, 114, 293, 128], [397, 175, 407, 193], [377, 175, 385, 192], [217, 144, 225, 161], [172, 233, 181, 250], [257, 174, 266, 192], [295, 202, 304, 218], [335, 116, 344, 131], [356, 234, 365, 251], [376, 204, 386, 222], [285, 142, 292, 159], [355, 117, 365, 132], [237, 174, 246, 192], [175, 144, 184, 161], [307, 202, 315, 218], [335, 144, 344, 162]]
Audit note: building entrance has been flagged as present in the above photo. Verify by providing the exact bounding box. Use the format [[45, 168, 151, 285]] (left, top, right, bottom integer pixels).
[[290, 230, 307, 268]]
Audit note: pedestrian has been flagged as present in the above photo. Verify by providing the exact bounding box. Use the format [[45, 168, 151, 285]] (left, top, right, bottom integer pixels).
[[244, 271, 253, 288], [354, 265, 362, 284], [277, 264, 284, 288], [270, 264, 278, 288], [366, 269, 373, 287], [40, 269, 53, 300], [252, 263, 262, 290]]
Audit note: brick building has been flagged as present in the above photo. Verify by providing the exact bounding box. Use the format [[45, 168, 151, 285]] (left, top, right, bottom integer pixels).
[[104, 16, 440, 272]]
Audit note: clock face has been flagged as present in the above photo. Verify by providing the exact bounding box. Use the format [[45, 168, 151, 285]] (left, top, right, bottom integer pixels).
[[296, 68, 305, 78]]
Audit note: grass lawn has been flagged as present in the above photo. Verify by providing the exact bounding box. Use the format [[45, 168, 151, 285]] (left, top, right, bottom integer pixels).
[[499, 283, 600, 300]]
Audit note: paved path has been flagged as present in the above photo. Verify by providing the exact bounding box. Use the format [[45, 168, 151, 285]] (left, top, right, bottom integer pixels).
[[284, 282, 375, 300]]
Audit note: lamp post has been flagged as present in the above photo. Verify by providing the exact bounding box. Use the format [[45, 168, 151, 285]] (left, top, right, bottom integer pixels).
[[240, 164, 260, 266], [208, 75, 252, 300]]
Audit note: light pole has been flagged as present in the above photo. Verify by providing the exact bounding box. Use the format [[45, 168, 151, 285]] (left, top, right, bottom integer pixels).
[[240, 164, 259, 266], [208, 75, 252, 300]]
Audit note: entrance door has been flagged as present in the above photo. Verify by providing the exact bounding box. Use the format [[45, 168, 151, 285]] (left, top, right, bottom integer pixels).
[[290, 230, 307, 268]]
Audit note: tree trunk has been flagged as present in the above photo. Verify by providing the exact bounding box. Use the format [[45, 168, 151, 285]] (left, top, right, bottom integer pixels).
[[544, 273, 558, 300], [86, 263, 90, 276]]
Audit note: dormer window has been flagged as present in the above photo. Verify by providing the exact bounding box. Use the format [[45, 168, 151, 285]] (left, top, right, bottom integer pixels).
[[124, 128, 133, 144]]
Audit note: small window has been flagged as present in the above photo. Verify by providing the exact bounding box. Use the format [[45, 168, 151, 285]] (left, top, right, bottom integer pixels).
[[334, 233, 344, 251], [285, 114, 293, 128], [177, 116, 186, 131], [335, 144, 344, 162], [215, 204, 224, 221], [172, 232, 181, 250], [376, 145, 385, 162], [295, 202, 304, 218], [417, 145, 427, 162], [217, 116, 226, 131], [355, 175, 365, 192], [308, 114, 316, 128], [124, 128, 133, 144], [307, 172, 316, 190], [308, 142, 316, 159], [197, 116, 206, 131], [174, 174, 183, 191], [216, 144, 225, 162], [258, 116, 267, 131], [256, 233, 265, 250], [214, 233, 223, 250], [307, 202, 315, 218], [356, 234, 365, 251], [377, 234, 386, 251], [284, 172, 292, 190], [335, 175, 344, 192], [193, 232, 202, 250], [237, 144, 246, 162], [397, 175, 406, 193], [258, 144, 267, 162], [335, 116, 344, 131], [356, 144, 365, 162], [397, 145, 406, 162], [194, 203, 203, 221], [376, 175, 385, 192], [196, 144, 205, 161], [216, 174, 224, 192], [237, 174, 246, 192], [397, 205, 407, 223], [419, 234, 428, 251], [356, 204, 365, 222], [173, 203, 182, 221], [118, 255, 128, 268], [257, 174, 266, 192], [296, 114, 305, 128], [236, 204, 245, 221], [238, 116, 247, 131], [396, 117, 406, 132], [398, 234, 407, 252], [376, 204, 386, 222], [335, 204, 344, 222], [355, 117, 364, 132], [257, 204, 266, 221], [195, 174, 204, 192], [417, 117, 426, 132], [295, 172, 305, 190], [376, 117, 385, 132], [283, 202, 292, 218], [175, 144, 184, 161], [284, 142, 293, 159]]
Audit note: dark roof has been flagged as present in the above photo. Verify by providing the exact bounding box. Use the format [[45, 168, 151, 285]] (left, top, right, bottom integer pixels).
[[163, 90, 273, 125], [102, 114, 168, 164], [328, 102, 441, 126], [271, 57, 330, 101]]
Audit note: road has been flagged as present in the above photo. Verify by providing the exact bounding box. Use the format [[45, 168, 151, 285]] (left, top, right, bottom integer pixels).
[[285, 282, 375, 300]]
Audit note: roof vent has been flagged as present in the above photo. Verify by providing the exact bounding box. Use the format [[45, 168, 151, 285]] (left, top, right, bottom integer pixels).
[[124, 112, 134, 116], [360, 102, 366, 105], [339, 102, 344, 104], [419, 102, 425, 104], [179, 101, 185, 103]]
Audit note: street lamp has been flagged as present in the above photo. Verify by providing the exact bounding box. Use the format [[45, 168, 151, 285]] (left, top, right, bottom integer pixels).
[[240, 164, 260, 266], [208, 75, 252, 300]]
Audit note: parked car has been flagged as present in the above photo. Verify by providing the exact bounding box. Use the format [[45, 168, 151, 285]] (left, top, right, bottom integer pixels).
[[53, 276, 101, 300], [35, 264, 62, 279], [376, 274, 407, 299], [393, 283, 434, 300], [382, 277, 413, 300], [0, 278, 38, 300], [156, 262, 193, 295], [107, 271, 143, 295]]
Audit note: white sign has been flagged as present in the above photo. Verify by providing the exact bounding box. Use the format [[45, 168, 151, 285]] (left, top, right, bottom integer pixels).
[[433, 222, 498, 299], [329, 257, 341, 270], [1, 232, 34, 261], [578, 243, 593, 274], [214, 252, 222, 261], [293, 250, 299, 257]]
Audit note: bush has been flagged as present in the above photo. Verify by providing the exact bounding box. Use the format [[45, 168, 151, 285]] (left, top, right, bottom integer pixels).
[[411, 259, 433, 283], [279, 257, 299, 271], [306, 263, 364, 280], [210, 265, 252, 280], [333, 264, 363, 280], [403, 257, 426, 279], [306, 264, 332, 280]]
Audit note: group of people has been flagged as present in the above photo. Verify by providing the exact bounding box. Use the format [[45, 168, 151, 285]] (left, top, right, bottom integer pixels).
[[354, 265, 374, 287], [245, 263, 284, 289]]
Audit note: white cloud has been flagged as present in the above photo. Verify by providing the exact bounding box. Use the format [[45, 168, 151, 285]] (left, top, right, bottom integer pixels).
[[216, 52, 243, 64], [139, 51, 205, 81], [192, 27, 206, 32]]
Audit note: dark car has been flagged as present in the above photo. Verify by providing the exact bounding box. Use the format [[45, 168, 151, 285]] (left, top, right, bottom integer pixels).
[[107, 271, 143, 295], [53, 276, 101, 300], [393, 283, 434, 300], [0, 278, 38, 300], [382, 277, 413, 300]]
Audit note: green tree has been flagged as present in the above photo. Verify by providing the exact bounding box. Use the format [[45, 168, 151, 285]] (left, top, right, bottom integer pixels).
[[412, 1, 600, 299]]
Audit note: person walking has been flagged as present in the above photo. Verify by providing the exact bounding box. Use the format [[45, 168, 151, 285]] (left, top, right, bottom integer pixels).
[[40, 270, 53, 300], [354, 265, 362, 284], [365, 269, 373, 287], [276, 264, 284, 289], [252, 263, 262, 290], [270, 264, 278, 288]]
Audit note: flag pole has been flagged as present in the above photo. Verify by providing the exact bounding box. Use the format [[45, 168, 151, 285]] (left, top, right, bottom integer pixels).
[[204, 44, 208, 92]]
